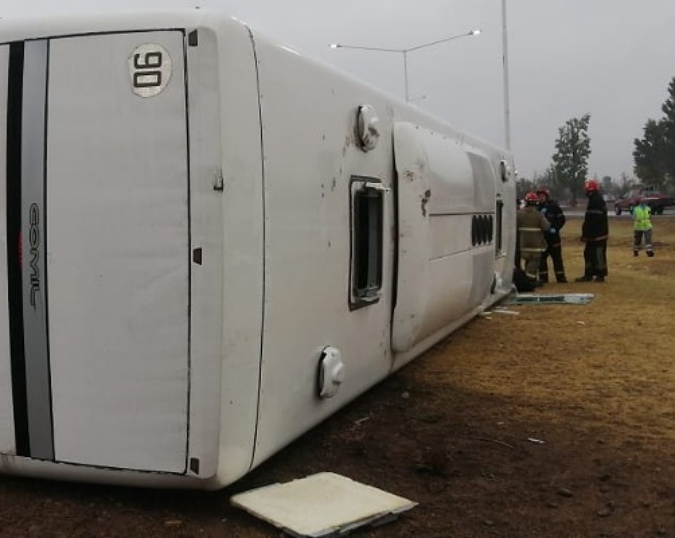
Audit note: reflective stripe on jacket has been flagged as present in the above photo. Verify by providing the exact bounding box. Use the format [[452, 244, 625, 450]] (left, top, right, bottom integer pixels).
[[517, 206, 550, 253]]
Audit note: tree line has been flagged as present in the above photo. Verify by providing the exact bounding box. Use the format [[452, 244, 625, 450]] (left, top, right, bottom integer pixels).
[[517, 75, 675, 203], [633, 76, 675, 190]]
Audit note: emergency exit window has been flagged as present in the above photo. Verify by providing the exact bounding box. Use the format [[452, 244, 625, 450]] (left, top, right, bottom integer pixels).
[[350, 177, 384, 309]]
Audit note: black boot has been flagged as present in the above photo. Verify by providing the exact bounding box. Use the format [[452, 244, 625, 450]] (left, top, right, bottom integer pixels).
[[575, 275, 593, 282], [647, 250, 655, 257]]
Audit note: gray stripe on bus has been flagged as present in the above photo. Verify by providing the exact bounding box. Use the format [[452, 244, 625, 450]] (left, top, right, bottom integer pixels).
[[21, 39, 54, 461]]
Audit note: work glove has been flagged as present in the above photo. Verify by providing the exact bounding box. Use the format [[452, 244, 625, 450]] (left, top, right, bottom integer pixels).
[[540, 207, 547, 215], [549, 227, 556, 234]]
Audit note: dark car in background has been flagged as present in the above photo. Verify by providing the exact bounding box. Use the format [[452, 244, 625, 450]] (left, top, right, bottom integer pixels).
[[614, 189, 675, 215]]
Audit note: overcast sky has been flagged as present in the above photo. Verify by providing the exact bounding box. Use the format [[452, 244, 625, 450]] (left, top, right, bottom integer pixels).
[[3, 0, 675, 181]]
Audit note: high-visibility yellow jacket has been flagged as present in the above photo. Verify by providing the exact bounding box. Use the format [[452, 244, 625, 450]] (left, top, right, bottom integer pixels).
[[633, 204, 652, 231]]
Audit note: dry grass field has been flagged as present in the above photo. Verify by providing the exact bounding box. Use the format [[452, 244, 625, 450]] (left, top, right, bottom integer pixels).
[[0, 214, 673, 537]]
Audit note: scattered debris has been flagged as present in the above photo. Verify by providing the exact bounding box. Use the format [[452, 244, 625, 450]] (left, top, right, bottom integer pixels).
[[491, 308, 520, 315], [527, 437, 545, 444], [556, 488, 573, 498], [230, 472, 417, 538], [478, 437, 515, 449], [506, 293, 595, 305]]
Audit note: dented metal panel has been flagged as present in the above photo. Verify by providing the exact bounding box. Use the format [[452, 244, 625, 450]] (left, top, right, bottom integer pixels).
[[391, 122, 430, 354], [392, 123, 497, 354]]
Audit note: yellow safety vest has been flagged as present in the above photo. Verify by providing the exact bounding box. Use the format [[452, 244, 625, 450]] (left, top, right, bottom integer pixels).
[[633, 205, 652, 231]]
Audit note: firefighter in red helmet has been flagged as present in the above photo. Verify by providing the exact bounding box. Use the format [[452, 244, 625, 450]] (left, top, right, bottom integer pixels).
[[536, 187, 567, 283], [517, 192, 550, 286], [575, 179, 609, 282]]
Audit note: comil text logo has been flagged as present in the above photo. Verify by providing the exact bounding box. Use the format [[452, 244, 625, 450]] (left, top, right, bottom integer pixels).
[[29, 203, 41, 307]]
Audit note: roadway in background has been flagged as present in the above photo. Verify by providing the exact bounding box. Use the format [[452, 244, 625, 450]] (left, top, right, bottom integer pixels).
[[562, 207, 675, 218]]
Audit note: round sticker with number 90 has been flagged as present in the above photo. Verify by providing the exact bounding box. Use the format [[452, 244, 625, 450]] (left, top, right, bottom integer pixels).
[[129, 43, 172, 98]]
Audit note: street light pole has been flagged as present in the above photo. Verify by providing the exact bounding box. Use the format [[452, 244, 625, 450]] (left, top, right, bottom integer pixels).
[[330, 29, 481, 103], [402, 50, 409, 102], [501, 0, 512, 151]]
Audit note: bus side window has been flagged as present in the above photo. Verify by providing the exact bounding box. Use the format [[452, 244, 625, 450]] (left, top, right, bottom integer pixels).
[[496, 198, 504, 253], [350, 177, 385, 309]]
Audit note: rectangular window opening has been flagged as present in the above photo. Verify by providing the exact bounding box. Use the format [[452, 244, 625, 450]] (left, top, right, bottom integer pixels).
[[350, 178, 384, 308], [496, 199, 504, 253]]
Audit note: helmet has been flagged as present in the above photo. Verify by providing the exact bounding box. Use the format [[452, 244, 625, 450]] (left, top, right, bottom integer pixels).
[[584, 179, 599, 192], [524, 192, 539, 204], [536, 187, 550, 198]]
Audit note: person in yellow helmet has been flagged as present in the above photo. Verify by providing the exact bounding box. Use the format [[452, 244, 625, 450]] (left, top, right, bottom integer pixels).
[[633, 197, 654, 257]]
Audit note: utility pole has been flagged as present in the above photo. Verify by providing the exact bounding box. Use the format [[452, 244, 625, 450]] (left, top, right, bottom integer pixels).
[[502, 0, 512, 151]]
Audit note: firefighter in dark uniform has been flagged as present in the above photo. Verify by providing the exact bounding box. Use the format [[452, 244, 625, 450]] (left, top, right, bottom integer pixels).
[[575, 179, 609, 282], [517, 192, 550, 285], [536, 188, 568, 283]]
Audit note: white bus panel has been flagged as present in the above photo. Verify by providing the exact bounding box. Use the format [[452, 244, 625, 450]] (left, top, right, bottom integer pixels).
[[47, 32, 189, 472], [0, 10, 516, 490]]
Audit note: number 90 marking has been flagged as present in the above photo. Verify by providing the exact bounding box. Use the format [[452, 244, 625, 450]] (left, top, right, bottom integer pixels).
[[129, 44, 172, 97]]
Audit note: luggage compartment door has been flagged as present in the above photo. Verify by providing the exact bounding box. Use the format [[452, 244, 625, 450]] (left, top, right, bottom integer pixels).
[[392, 122, 482, 354], [46, 32, 190, 472]]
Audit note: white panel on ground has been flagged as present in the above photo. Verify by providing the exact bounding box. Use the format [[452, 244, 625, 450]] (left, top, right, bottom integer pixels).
[[230, 472, 417, 537], [47, 32, 189, 472], [0, 45, 14, 454], [507, 293, 595, 305]]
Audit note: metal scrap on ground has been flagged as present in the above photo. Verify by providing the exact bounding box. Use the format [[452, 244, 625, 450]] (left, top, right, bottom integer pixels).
[[505, 293, 595, 305]]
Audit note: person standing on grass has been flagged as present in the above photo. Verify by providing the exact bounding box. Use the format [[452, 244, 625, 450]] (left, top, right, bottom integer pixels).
[[576, 179, 609, 282], [536, 187, 568, 283], [633, 197, 655, 257], [517, 192, 550, 286]]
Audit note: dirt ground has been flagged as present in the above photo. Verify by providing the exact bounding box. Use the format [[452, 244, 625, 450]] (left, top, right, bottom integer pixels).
[[1, 215, 674, 538]]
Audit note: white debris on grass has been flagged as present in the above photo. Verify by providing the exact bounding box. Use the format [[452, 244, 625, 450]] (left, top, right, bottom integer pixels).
[[230, 472, 417, 538]]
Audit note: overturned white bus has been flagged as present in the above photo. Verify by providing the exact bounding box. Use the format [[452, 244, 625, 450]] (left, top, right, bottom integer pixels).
[[0, 10, 517, 489]]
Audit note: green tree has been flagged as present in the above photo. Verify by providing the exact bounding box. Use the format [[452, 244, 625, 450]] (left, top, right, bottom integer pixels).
[[633, 118, 668, 188], [661, 76, 675, 183], [635, 76, 675, 188], [551, 113, 592, 206]]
